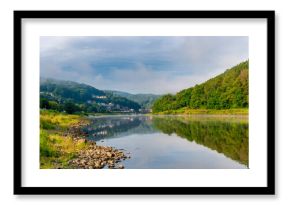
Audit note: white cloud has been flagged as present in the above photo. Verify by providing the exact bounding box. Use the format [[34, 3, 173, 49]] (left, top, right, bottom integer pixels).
[[83, 65, 206, 94], [40, 36, 248, 94]]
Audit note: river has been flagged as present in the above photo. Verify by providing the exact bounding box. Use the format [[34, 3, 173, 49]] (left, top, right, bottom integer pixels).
[[83, 115, 248, 169]]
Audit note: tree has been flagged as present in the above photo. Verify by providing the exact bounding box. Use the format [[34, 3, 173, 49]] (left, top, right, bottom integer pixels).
[[48, 101, 60, 111], [152, 60, 249, 112], [40, 98, 50, 109], [63, 101, 79, 114]]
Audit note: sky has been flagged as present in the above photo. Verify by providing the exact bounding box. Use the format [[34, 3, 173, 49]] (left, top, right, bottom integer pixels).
[[40, 36, 248, 94]]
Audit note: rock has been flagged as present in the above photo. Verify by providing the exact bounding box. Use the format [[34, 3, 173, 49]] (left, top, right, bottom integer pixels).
[[80, 159, 86, 165], [88, 161, 94, 166], [108, 160, 114, 165], [108, 165, 114, 169], [118, 164, 124, 169], [94, 162, 101, 168], [67, 129, 128, 169]]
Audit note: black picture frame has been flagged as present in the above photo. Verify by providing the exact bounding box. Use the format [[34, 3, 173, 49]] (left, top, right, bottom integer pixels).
[[14, 10, 275, 195]]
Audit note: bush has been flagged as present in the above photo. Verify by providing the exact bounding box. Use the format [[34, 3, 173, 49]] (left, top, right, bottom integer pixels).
[[40, 129, 57, 157]]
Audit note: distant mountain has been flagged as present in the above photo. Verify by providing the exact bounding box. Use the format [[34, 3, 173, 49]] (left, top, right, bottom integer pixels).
[[40, 78, 141, 113], [40, 78, 106, 103], [105, 90, 161, 109], [152, 61, 249, 113]]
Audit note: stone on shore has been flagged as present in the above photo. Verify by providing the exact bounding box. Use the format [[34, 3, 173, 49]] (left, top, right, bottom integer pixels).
[[66, 120, 130, 169]]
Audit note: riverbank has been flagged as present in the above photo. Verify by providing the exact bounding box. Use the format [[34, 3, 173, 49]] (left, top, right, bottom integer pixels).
[[152, 108, 248, 115], [40, 110, 128, 169]]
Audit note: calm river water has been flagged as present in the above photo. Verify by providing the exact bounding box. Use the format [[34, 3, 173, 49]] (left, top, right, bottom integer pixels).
[[83, 115, 248, 169]]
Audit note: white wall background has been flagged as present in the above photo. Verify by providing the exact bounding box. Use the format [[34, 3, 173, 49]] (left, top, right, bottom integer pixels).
[[0, 0, 287, 204]]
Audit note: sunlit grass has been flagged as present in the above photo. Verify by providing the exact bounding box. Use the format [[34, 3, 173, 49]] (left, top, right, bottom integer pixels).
[[40, 110, 87, 130], [40, 129, 88, 169], [40, 110, 89, 168]]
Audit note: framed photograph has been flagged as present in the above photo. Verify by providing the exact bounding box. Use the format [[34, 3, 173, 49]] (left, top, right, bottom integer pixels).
[[14, 10, 275, 195]]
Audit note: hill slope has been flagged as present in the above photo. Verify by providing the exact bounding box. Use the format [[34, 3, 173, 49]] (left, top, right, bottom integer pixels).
[[152, 61, 249, 113], [40, 78, 141, 113], [40, 78, 105, 103], [105, 90, 160, 109]]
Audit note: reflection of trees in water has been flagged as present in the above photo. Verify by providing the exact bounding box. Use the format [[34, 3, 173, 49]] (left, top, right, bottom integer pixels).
[[84, 116, 157, 140], [84, 117, 141, 140], [152, 117, 248, 166], [84, 115, 248, 166]]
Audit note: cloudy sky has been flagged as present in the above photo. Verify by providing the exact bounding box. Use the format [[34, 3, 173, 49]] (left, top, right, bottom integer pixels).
[[40, 36, 248, 94]]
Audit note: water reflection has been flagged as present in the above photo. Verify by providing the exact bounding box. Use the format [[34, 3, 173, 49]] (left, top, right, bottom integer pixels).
[[152, 116, 248, 166], [84, 116, 156, 140], [84, 115, 248, 168]]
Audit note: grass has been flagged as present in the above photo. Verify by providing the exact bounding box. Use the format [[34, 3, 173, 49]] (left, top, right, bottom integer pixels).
[[154, 107, 248, 115], [40, 110, 89, 169], [40, 110, 84, 130]]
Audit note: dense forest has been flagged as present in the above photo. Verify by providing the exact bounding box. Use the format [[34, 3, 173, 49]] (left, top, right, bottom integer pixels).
[[152, 61, 249, 113], [106, 90, 160, 109], [40, 78, 141, 114]]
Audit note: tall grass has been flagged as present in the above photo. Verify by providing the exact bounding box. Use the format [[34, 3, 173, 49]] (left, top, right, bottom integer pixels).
[[40, 110, 89, 168], [40, 110, 82, 130]]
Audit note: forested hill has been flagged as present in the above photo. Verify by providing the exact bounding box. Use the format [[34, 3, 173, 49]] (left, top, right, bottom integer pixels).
[[40, 78, 106, 103], [105, 90, 160, 109], [152, 61, 249, 113], [40, 78, 141, 113]]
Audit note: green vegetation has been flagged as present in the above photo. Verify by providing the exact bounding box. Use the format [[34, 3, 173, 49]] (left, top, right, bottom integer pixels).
[[106, 90, 160, 109], [152, 116, 248, 166], [152, 61, 249, 114], [40, 78, 141, 114], [40, 110, 89, 168], [155, 108, 248, 115], [40, 78, 105, 102]]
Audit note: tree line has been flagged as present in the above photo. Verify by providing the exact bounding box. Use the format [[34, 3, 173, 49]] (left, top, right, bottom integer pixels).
[[152, 61, 249, 113]]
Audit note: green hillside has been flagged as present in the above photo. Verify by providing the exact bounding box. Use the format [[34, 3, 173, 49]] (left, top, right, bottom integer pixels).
[[40, 78, 141, 113], [152, 61, 249, 113], [40, 78, 105, 103], [105, 90, 160, 109]]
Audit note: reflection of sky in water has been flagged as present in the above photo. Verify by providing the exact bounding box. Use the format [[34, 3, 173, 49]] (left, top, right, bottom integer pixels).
[[86, 115, 248, 169], [98, 133, 246, 169]]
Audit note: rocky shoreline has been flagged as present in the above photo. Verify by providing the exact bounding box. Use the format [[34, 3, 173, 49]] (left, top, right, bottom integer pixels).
[[66, 120, 129, 169]]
